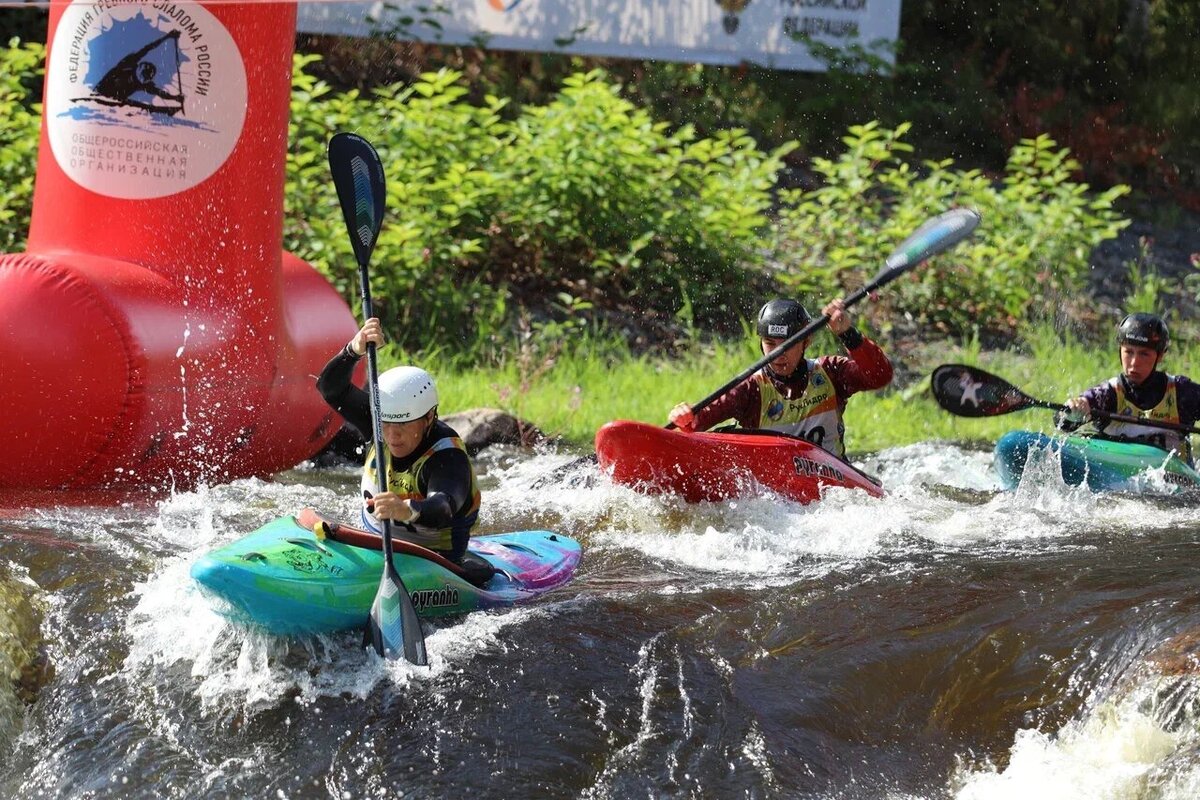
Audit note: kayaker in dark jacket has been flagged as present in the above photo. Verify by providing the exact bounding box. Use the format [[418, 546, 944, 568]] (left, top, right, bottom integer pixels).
[[316, 318, 480, 563], [1058, 312, 1200, 464], [667, 298, 893, 459]]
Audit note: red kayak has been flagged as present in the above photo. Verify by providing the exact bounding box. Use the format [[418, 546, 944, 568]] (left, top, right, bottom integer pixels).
[[594, 420, 885, 504]]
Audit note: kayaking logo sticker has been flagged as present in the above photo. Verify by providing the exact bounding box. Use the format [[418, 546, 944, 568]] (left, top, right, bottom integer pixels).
[[45, 2, 247, 200], [957, 372, 983, 408]]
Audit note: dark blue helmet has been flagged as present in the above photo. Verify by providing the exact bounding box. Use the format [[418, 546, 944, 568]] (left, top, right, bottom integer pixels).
[[1117, 313, 1168, 354], [756, 299, 811, 339]]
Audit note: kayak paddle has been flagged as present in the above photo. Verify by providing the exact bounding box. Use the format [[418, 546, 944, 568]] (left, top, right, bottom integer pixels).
[[670, 208, 982, 428], [328, 132, 428, 666], [534, 208, 982, 485], [930, 363, 1200, 436]]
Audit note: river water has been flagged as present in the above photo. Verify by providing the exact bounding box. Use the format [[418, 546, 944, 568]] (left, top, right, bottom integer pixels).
[[2, 441, 1200, 799]]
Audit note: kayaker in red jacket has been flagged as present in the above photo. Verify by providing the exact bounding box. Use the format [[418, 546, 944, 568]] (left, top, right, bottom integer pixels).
[[316, 318, 481, 564], [667, 298, 893, 458], [1058, 313, 1200, 464]]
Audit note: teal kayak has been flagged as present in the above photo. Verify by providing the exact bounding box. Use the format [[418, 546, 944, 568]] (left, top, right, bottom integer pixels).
[[994, 430, 1200, 493], [190, 509, 582, 636]]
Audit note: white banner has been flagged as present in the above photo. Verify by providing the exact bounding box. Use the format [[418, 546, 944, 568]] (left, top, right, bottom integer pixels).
[[297, 0, 902, 72]]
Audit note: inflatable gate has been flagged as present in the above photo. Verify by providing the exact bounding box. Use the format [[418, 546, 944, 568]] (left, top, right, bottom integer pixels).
[[0, 2, 358, 491]]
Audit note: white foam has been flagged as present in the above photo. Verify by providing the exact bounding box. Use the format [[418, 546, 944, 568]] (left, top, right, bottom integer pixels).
[[953, 674, 1200, 800], [120, 440, 1200, 730], [124, 550, 556, 716]]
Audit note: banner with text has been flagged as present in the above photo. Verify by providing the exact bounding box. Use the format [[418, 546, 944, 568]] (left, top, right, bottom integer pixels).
[[298, 0, 902, 72]]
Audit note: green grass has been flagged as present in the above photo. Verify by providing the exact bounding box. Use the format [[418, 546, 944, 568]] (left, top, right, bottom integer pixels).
[[397, 323, 1200, 455]]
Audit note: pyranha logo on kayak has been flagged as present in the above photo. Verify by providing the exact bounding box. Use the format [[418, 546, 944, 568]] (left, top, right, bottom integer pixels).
[[487, 0, 525, 11], [410, 584, 461, 611], [793, 456, 844, 482], [45, 2, 247, 200]]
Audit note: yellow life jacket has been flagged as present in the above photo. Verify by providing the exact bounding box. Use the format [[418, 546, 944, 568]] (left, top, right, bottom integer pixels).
[[360, 434, 481, 552], [756, 360, 846, 457], [1105, 375, 1193, 464]]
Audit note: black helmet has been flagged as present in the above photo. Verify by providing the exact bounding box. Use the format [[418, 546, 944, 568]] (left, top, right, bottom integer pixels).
[[756, 299, 811, 339], [1116, 313, 1169, 354]]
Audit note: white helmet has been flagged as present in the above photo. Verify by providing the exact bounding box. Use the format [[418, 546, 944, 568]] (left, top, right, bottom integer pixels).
[[377, 366, 438, 422]]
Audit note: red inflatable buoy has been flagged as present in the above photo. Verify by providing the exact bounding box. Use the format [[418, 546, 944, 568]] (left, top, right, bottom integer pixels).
[[0, 2, 356, 490]]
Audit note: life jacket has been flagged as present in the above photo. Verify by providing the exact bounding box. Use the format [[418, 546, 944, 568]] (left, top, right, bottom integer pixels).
[[360, 434, 481, 552], [756, 360, 846, 457], [1104, 374, 1193, 464]]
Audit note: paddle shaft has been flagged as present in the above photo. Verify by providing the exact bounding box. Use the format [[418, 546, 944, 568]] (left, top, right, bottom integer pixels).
[[356, 247, 428, 664], [356, 271, 391, 525], [1031, 398, 1200, 437]]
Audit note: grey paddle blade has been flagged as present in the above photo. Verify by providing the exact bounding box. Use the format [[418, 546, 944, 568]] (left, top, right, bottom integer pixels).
[[368, 560, 428, 665], [877, 208, 982, 284]]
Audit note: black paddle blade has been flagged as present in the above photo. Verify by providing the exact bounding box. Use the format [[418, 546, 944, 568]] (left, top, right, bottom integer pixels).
[[367, 560, 428, 665], [930, 363, 1036, 418], [874, 208, 982, 286], [328, 132, 386, 268]]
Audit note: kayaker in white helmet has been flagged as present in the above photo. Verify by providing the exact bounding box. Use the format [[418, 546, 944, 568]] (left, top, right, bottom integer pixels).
[[667, 297, 893, 458], [317, 318, 481, 564], [1059, 312, 1200, 463]]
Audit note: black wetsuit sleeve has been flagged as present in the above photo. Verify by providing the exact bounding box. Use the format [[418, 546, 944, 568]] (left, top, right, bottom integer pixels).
[[315, 345, 373, 438], [414, 447, 474, 560], [1175, 376, 1200, 427], [838, 326, 864, 350]]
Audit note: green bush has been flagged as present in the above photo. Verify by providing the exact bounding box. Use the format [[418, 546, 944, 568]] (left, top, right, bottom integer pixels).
[[482, 70, 791, 329], [773, 122, 1130, 338], [285, 60, 510, 360], [0, 39, 41, 252], [285, 62, 790, 361]]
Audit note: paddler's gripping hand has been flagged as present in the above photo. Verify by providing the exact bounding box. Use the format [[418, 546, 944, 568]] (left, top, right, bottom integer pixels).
[[366, 490, 420, 523], [349, 318, 386, 357], [1055, 396, 1091, 431], [823, 299, 852, 335], [669, 402, 696, 432]]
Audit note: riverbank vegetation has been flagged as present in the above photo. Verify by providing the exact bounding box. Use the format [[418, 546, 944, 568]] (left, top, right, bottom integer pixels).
[[284, 55, 1129, 359], [433, 322, 1200, 453], [0, 25, 1195, 453]]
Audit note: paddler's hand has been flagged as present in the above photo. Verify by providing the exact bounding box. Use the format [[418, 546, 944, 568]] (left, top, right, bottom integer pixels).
[[369, 492, 418, 523], [1056, 396, 1090, 431], [669, 402, 696, 432], [823, 299, 851, 335], [349, 318, 385, 357], [1064, 396, 1091, 422]]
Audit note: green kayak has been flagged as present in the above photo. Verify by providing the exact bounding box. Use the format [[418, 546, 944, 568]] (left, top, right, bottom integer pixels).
[[994, 430, 1200, 493]]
